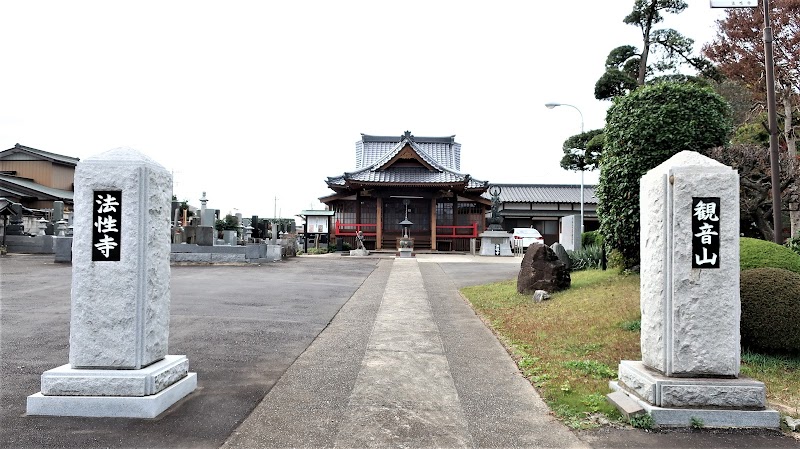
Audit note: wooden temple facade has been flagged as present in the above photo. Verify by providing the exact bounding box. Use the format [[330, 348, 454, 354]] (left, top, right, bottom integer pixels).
[[321, 132, 491, 251]]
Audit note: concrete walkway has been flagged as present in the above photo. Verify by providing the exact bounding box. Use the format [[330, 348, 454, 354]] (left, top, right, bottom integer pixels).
[[223, 258, 588, 448]]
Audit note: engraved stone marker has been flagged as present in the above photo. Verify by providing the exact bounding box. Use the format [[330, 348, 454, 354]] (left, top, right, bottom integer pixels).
[[27, 147, 196, 418], [609, 151, 779, 428]]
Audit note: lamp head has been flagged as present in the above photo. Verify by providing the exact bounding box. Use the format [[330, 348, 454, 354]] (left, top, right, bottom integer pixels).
[[544, 102, 560, 109]]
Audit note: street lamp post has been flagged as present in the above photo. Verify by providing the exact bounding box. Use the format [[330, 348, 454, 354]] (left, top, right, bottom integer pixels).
[[545, 102, 585, 235]]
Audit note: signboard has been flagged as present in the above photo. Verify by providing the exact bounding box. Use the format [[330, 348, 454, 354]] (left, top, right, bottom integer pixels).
[[306, 215, 328, 234], [692, 197, 720, 269], [710, 0, 757, 7], [92, 191, 122, 261]]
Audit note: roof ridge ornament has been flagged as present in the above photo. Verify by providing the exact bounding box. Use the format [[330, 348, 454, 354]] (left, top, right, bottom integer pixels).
[[403, 130, 413, 140]]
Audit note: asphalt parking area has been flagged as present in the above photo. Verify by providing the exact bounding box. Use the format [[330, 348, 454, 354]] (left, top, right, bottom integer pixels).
[[0, 255, 379, 449]]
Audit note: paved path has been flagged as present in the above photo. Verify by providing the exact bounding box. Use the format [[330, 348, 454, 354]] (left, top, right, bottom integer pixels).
[[223, 258, 588, 448]]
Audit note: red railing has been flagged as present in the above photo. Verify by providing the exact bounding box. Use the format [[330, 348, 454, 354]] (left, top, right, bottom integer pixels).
[[435, 223, 478, 238], [335, 221, 477, 239], [334, 220, 377, 236]]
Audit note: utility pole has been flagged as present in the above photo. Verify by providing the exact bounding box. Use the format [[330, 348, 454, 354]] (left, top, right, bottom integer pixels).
[[711, 0, 782, 242], [763, 0, 783, 243]]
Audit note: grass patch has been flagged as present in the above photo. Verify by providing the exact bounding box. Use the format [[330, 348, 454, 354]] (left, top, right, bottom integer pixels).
[[619, 320, 641, 332], [461, 269, 640, 429], [741, 351, 800, 411], [461, 269, 800, 427]]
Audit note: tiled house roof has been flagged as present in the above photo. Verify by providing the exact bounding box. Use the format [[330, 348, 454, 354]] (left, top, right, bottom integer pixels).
[[357, 133, 461, 171], [0, 144, 79, 166], [0, 174, 74, 201], [327, 131, 486, 192], [484, 184, 598, 204]]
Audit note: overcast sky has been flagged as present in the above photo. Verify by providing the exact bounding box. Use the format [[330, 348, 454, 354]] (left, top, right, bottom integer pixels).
[[1, 1, 726, 220]]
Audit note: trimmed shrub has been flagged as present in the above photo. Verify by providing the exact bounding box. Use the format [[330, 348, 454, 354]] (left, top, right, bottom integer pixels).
[[582, 231, 604, 248], [740, 237, 800, 274], [739, 268, 800, 354], [597, 82, 732, 269]]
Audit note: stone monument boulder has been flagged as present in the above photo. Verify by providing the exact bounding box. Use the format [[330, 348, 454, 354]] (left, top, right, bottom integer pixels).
[[517, 244, 571, 294], [551, 242, 571, 270]]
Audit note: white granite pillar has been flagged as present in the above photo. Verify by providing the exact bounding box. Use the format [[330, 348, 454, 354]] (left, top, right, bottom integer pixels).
[[611, 151, 778, 428], [27, 147, 196, 418], [639, 151, 740, 376]]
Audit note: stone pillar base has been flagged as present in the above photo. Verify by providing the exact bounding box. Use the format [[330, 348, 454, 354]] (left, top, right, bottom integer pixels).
[[266, 244, 282, 262], [611, 360, 779, 428], [350, 249, 370, 256], [478, 231, 512, 256], [27, 355, 196, 418], [396, 248, 415, 258]]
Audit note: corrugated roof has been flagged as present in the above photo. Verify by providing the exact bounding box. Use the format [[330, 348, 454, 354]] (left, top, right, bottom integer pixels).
[[0, 174, 74, 201], [484, 184, 598, 204], [0, 144, 79, 166]]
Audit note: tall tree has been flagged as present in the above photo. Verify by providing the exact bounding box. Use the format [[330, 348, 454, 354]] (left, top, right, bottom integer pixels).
[[595, 1, 718, 101], [706, 144, 798, 241], [559, 129, 605, 172], [623, 0, 687, 85], [597, 82, 731, 269], [703, 0, 800, 236]]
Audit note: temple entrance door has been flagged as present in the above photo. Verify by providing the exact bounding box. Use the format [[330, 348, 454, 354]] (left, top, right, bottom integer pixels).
[[381, 198, 431, 248]]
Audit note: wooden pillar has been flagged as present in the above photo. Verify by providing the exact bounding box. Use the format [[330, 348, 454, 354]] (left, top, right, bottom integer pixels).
[[452, 195, 457, 227], [376, 197, 383, 250], [356, 191, 362, 225], [430, 197, 437, 251]]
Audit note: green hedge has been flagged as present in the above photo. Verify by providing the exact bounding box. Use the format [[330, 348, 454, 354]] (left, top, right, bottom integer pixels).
[[582, 231, 604, 248], [740, 237, 800, 274], [740, 268, 800, 354]]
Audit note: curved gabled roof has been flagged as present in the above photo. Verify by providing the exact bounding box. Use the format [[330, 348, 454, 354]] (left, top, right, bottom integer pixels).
[[327, 132, 488, 192]]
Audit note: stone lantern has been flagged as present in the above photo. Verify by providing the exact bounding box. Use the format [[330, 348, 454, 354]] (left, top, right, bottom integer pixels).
[[397, 199, 414, 257]]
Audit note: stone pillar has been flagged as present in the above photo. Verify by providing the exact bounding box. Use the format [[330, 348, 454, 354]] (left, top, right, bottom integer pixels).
[[52, 201, 64, 223], [27, 147, 197, 418], [609, 151, 778, 428], [199, 192, 208, 225]]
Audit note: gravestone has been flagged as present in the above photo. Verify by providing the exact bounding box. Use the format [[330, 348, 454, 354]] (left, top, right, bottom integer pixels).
[[52, 201, 64, 223], [27, 147, 196, 418], [6, 203, 24, 235], [609, 151, 778, 428]]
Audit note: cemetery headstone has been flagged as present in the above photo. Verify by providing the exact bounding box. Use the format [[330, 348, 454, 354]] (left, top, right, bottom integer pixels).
[[7, 203, 24, 235], [27, 147, 196, 418], [609, 151, 778, 428], [52, 201, 64, 223]]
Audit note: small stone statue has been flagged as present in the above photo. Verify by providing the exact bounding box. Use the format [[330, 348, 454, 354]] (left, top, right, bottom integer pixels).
[[356, 230, 366, 250]]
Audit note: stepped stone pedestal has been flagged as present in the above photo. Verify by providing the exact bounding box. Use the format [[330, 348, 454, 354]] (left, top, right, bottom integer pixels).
[[478, 230, 512, 256], [27, 148, 196, 418], [608, 151, 779, 428]]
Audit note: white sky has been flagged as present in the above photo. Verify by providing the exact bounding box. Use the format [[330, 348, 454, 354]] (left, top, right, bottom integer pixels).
[[0, 1, 726, 220]]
